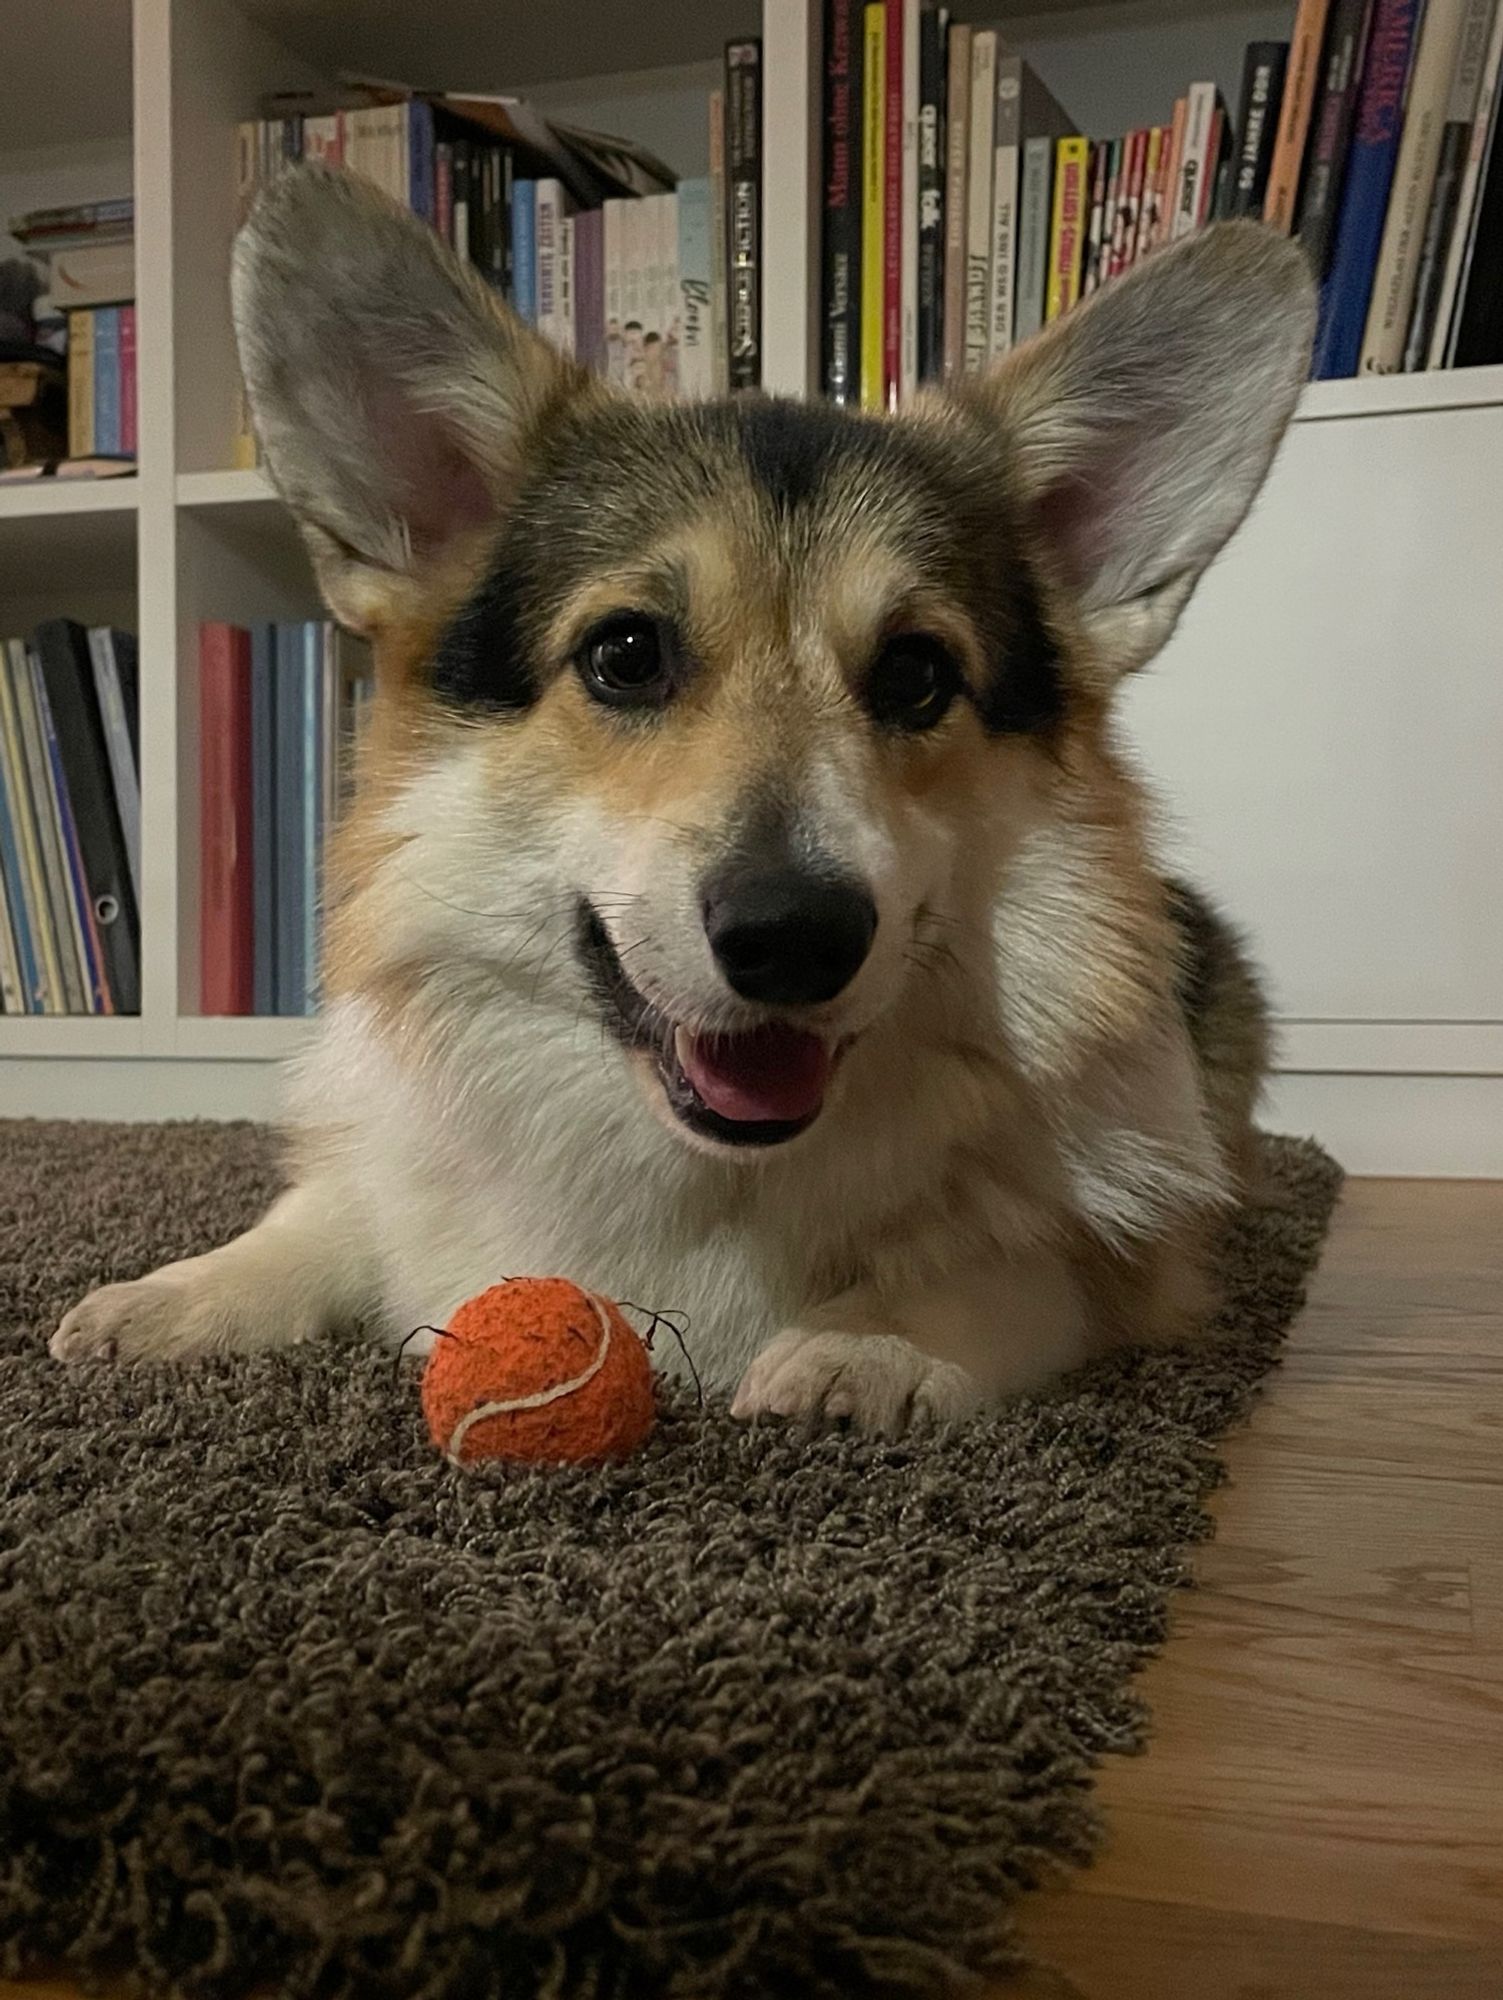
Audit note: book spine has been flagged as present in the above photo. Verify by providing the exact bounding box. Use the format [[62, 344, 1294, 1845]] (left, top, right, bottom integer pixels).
[[989, 57, 1022, 354], [408, 102, 436, 224], [119, 305, 137, 458], [621, 199, 646, 389], [603, 201, 625, 385], [1430, 0, 1503, 363], [303, 624, 321, 1014], [87, 628, 141, 909], [1207, 101, 1234, 221], [1046, 135, 1088, 319], [1359, 0, 1471, 373], [511, 180, 537, 323], [0, 665, 44, 1012], [1102, 135, 1126, 280], [0, 647, 63, 1012], [1014, 135, 1052, 343], [882, 0, 904, 403], [1132, 125, 1162, 262], [677, 180, 715, 397], [964, 30, 997, 373], [899, 0, 921, 398], [251, 625, 276, 1016], [1403, 119, 1469, 366], [1266, 0, 1334, 230], [572, 206, 601, 373], [36, 663, 106, 1013], [861, 4, 887, 407], [499, 150, 515, 300], [534, 179, 564, 348], [1082, 139, 1110, 296], [942, 21, 972, 378], [1173, 83, 1218, 238], [916, 0, 945, 383], [1449, 61, 1503, 363], [1311, 0, 1425, 377], [1122, 127, 1150, 270], [33, 620, 140, 1013], [727, 38, 763, 390], [273, 624, 303, 1018], [435, 142, 454, 245], [1297, 0, 1381, 276], [13, 649, 83, 1014], [452, 140, 472, 263], [96, 306, 121, 457], [0, 818, 21, 1013], [708, 90, 731, 395], [822, 0, 864, 402], [655, 193, 678, 393], [302, 112, 342, 167], [557, 213, 577, 361], [1229, 44, 1290, 219], [199, 623, 253, 1016], [67, 309, 94, 458]]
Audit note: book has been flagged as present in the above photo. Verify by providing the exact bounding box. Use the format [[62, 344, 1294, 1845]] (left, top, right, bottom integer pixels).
[[251, 626, 277, 1017], [0, 836, 21, 1013], [1229, 43, 1291, 218], [0, 644, 64, 1012], [534, 179, 567, 350], [677, 180, 715, 397], [36, 662, 109, 1014], [1403, 0, 1497, 368], [941, 21, 972, 377], [1312, 0, 1426, 377], [821, 0, 865, 402], [572, 205, 605, 373], [199, 624, 254, 1016], [862, 4, 887, 407], [1449, 42, 1503, 363], [557, 215, 576, 357], [1083, 140, 1111, 297], [1296, 0, 1378, 275], [900, 0, 922, 397], [86, 628, 141, 910], [964, 30, 998, 373], [1265, 0, 1334, 231], [883, 0, 905, 403], [1046, 135, 1089, 319], [273, 622, 309, 1018], [603, 201, 626, 384], [67, 309, 95, 459], [511, 179, 538, 322], [1360, 0, 1475, 372], [119, 306, 137, 458], [43, 239, 135, 311], [989, 62, 1071, 348], [726, 38, 763, 391], [916, 0, 945, 382], [1014, 135, 1054, 343], [94, 306, 121, 459], [32, 619, 140, 1014], [0, 678, 43, 1013], [1432, 0, 1503, 362], [1118, 127, 1150, 273], [10, 644, 84, 1014], [1172, 83, 1221, 238], [708, 90, 731, 395], [301, 623, 323, 1013], [648, 192, 680, 394], [621, 199, 646, 386], [1133, 124, 1167, 260]]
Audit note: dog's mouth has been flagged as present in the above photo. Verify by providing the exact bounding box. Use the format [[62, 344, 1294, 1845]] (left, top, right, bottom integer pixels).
[[575, 901, 835, 1149]]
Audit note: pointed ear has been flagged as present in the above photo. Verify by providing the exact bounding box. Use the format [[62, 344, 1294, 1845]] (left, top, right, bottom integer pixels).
[[231, 163, 585, 634], [959, 223, 1315, 678]]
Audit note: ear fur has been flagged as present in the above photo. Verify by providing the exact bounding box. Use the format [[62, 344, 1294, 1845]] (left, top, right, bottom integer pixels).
[[958, 223, 1316, 677], [231, 163, 585, 634]]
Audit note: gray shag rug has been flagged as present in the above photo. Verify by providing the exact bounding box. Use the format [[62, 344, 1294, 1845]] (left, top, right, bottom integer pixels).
[[0, 1119, 1340, 1999]]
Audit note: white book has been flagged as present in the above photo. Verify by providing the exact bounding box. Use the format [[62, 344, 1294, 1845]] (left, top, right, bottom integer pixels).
[[604, 200, 627, 386], [1431, 0, 1503, 365], [989, 57, 1024, 358], [1172, 82, 1217, 239], [656, 192, 681, 396], [556, 213, 576, 357], [621, 199, 647, 394], [708, 88, 731, 395], [900, 0, 921, 399], [1362, 0, 1472, 373], [964, 30, 998, 374], [302, 112, 342, 167], [534, 179, 566, 352], [86, 627, 141, 910], [676, 179, 715, 398]]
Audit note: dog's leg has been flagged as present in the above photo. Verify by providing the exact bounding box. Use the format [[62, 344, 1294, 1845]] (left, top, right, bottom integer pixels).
[[731, 1251, 1094, 1435], [50, 1172, 377, 1364]]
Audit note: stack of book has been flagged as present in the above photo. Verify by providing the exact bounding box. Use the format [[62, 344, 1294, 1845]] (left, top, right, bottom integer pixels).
[[818, 0, 1503, 400], [233, 44, 763, 456], [8, 199, 138, 463], [197, 622, 374, 1018], [0, 622, 140, 1017]]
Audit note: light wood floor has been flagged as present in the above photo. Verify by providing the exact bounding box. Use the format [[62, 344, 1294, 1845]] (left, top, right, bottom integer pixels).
[[5, 1179, 1500, 2000]]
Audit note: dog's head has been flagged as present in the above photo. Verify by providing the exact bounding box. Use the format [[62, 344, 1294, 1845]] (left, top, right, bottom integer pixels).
[[233, 167, 1312, 1156]]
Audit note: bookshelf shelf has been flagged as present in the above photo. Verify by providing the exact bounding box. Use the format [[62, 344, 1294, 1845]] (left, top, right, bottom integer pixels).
[[172, 1016, 313, 1061], [0, 1016, 147, 1059], [176, 469, 273, 507], [1298, 363, 1503, 423], [0, 479, 138, 521]]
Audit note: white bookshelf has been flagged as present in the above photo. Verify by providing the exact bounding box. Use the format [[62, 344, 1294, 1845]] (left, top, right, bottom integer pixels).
[[1, 0, 1500, 1168]]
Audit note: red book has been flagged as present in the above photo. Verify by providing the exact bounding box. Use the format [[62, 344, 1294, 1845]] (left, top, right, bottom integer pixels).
[[199, 622, 254, 1015], [119, 305, 137, 457], [883, 0, 904, 407]]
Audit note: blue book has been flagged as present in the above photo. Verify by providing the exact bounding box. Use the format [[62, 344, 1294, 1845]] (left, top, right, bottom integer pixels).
[[273, 622, 306, 1017], [512, 180, 537, 323], [93, 308, 121, 456], [407, 101, 436, 224], [1311, 0, 1425, 380], [0, 735, 40, 1013], [35, 666, 106, 1013], [301, 622, 323, 1015], [251, 625, 277, 1017]]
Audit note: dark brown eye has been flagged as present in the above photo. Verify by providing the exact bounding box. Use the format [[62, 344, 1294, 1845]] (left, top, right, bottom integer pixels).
[[577, 614, 674, 707], [865, 634, 962, 732]]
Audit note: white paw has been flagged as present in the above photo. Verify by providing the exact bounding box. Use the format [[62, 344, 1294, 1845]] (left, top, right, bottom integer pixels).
[[730, 1329, 980, 1437], [50, 1263, 306, 1364]]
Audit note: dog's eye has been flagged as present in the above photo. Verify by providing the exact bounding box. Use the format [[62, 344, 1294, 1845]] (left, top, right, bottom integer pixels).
[[577, 614, 674, 708], [865, 635, 962, 732]]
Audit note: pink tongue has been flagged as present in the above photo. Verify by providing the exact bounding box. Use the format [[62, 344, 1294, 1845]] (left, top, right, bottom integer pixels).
[[679, 1024, 833, 1124]]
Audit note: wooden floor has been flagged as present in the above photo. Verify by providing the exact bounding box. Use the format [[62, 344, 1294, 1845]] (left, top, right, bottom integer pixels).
[[5, 1179, 1500, 2000]]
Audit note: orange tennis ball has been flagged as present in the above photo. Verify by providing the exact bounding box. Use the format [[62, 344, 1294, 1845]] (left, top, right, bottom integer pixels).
[[421, 1277, 656, 1466]]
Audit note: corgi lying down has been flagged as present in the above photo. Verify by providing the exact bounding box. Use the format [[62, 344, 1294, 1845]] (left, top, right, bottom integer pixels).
[[53, 166, 1315, 1434]]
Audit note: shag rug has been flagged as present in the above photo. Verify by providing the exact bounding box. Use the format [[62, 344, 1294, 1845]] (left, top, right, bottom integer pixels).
[[0, 1119, 1340, 1999]]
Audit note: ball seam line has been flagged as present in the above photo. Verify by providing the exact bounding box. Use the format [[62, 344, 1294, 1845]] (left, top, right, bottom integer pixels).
[[446, 1291, 615, 1463]]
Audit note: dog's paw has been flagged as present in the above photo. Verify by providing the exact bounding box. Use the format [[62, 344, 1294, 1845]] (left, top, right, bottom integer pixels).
[[50, 1263, 304, 1364], [730, 1328, 980, 1437]]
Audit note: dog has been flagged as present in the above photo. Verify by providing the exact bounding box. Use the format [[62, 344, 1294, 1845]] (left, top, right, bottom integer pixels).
[[51, 165, 1315, 1433]]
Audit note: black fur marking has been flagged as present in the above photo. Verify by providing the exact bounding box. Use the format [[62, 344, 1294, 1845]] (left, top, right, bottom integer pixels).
[[735, 397, 851, 511], [974, 559, 1066, 736], [431, 558, 538, 712], [1164, 877, 1220, 1032]]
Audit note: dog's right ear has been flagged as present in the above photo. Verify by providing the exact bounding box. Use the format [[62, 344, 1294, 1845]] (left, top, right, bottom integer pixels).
[[232, 164, 585, 635]]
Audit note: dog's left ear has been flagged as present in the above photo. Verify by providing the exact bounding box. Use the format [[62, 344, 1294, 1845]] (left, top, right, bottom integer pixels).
[[958, 223, 1315, 677]]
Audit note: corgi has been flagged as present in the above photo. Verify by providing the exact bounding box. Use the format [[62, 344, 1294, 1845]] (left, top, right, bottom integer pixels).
[[52, 166, 1315, 1434]]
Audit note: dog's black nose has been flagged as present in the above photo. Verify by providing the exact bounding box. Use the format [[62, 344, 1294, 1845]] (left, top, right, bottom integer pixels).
[[704, 871, 878, 1005]]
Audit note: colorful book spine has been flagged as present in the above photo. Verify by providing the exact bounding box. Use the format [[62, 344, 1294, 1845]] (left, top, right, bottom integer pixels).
[[573, 206, 606, 375], [0, 690, 43, 1013], [1228, 44, 1290, 219], [251, 625, 276, 1017], [822, 0, 864, 403], [963, 29, 997, 373], [726, 38, 763, 390], [302, 624, 322, 1014], [407, 102, 436, 225], [273, 623, 306, 1018], [435, 141, 454, 245], [1082, 140, 1110, 298], [1134, 124, 1168, 260], [677, 180, 715, 397], [899, 0, 921, 399], [1265, 0, 1334, 230], [93, 307, 121, 457], [199, 623, 254, 1016], [1172, 83, 1219, 237], [942, 21, 972, 378], [511, 180, 537, 323], [11, 648, 83, 1013], [0, 646, 63, 1012], [119, 305, 137, 458], [1295, 0, 1378, 275], [916, 0, 945, 383], [534, 179, 566, 350], [67, 309, 94, 458], [1312, 0, 1425, 377], [861, 4, 887, 408], [882, 0, 905, 404], [1046, 135, 1089, 319]]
